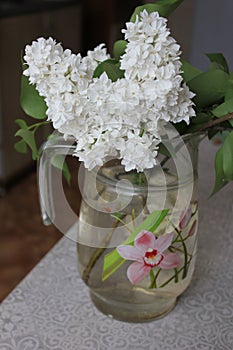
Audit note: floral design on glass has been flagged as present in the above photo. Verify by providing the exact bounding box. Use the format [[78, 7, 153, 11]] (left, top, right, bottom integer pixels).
[[117, 231, 179, 285], [102, 203, 198, 288]]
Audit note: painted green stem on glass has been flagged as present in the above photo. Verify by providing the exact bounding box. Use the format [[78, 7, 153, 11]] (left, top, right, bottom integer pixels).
[[169, 221, 189, 279], [159, 256, 192, 288], [149, 268, 162, 289]]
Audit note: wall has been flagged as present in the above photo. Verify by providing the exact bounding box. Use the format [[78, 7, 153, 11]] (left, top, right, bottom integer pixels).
[[189, 0, 233, 70], [0, 3, 82, 189]]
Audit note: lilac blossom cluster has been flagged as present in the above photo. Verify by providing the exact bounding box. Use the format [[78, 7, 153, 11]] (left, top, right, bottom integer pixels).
[[23, 10, 195, 172]]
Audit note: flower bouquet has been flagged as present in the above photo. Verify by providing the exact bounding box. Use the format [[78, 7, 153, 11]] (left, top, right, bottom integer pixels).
[[15, 0, 233, 321]]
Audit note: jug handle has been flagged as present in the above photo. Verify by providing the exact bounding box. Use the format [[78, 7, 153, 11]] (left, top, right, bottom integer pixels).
[[37, 133, 77, 233]]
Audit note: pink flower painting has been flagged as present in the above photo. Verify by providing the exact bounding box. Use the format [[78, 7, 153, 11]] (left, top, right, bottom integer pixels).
[[179, 206, 192, 229], [117, 231, 179, 285]]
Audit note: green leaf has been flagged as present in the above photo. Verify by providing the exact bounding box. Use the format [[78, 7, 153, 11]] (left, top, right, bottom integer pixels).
[[206, 53, 229, 73], [51, 155, 71, 184], [224, 83, 233, 128], [212, 131, 233, 195], [124, 209, 169, 246], [182, 123, 204, 134], [112, 212, 122, 220], [212, 150, 228, 194], [185, 113, 212, 133], [15, 118, 28, 129], [191, 112, 212, 125], [181, 59, 201, 82], [93, 59, 124, 82], [130, 0, 184, 22], [20, 75, 47, 119], [208, 129, 219, 140], [212, 98, 233, 118], [113, 40, 127, 60], [15, 128, 38, 160], [208, 62, 224, 71], [224, 79, 233, 101], [14, 139, 27, 154], [172, 120, 189, 135], [102, 209, 169, 281], [187, 69, 229, 109], [158, 143, 172, 158], [221, 131, 233, 180], [223, 80, 233, 125]]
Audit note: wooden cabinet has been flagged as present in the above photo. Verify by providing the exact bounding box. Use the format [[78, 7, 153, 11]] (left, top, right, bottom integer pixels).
[[0, 3, 82, 190]]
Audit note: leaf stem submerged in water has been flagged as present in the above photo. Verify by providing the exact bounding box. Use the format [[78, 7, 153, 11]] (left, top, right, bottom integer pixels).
[[81, 214, 127, 284]]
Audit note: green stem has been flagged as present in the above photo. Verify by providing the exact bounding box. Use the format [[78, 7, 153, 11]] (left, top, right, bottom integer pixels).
[[138, 172, 143, 185], [82, 214, 126, 283], [29, 121, 51, 130], [139, 126, 145, 137], [170, 245, 192, 257], [199, 112, 233, 131], [149, 268, 162, 288], [159, 256, 192, 288], [131, 208, 136, 230], [169, 221, 189, 279], [111, 214, 133, 233], [174, 267, 179, 283], [177, 229, 188, 279], [175, 234, 190, 243]]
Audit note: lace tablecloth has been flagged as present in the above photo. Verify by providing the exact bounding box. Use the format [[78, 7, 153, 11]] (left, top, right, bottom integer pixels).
[[0, 140, 233, 350]]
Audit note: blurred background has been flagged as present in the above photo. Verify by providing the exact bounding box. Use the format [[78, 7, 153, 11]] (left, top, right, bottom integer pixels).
[[0, 0, 233, 302]]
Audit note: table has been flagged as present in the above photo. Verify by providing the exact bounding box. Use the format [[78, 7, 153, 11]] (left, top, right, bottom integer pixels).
[[0, 140, 233, 350]]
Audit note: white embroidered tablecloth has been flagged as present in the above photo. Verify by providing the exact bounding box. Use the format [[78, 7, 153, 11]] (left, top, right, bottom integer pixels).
[[0, 139, 233, 350]]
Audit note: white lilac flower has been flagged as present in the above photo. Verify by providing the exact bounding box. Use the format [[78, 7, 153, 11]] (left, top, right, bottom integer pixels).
[[46, 98, 73, 128], [120, 10, 195, 128], [120, 10, 181, 81], [76, 143, 108, 169], [119, 132, 159, 172], [167, 83, 196, 124], [75, 138, 117, 170], [23, 10, 196, 173], [24, 37, 63, 85], [109, 78, 142, 126], [82, 43, 110, 78], [87, 72, 113, 107]]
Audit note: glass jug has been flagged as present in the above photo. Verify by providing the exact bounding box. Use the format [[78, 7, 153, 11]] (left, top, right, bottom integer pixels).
[[38, 130, 200, 322]]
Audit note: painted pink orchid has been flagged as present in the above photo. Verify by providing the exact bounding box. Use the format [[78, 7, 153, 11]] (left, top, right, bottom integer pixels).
[[179, 206, 192, 229], [117, 231, 179, 285], [188, 220, 197, 237]]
